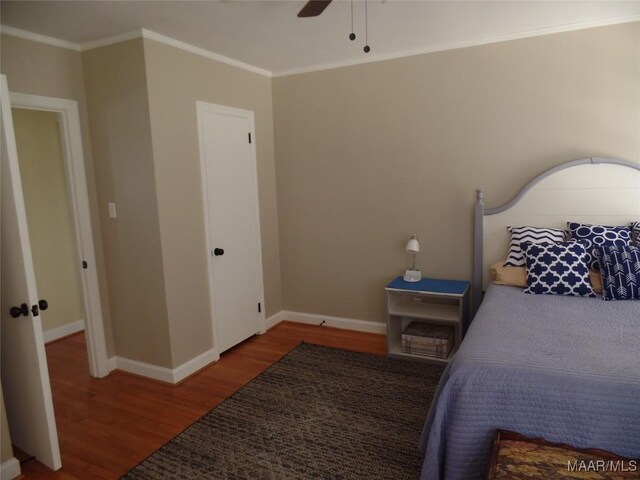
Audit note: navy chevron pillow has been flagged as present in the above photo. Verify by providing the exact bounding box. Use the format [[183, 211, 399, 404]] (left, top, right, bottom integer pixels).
[[567, 223, 632, 271], [504, 226, 566, 267], [595, 245, 640, 301], [632, 222, 640, 245]]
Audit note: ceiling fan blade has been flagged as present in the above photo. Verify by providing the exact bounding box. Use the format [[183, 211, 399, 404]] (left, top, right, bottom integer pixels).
[[297, 0, 333, 18]]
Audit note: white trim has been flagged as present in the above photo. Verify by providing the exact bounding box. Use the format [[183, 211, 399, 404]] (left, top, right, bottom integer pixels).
[[0, 25, 81, 51], [265, 311, 287, 330], [79, 29, 142, 51], [4, 15, 638, 79], [112, 356, 175, 384], [109, 348, 218, 384], [196, 102, 267, 356], [0, 457, 21, 480], [43, 320, 85, 344], [9, 92, 111, 378], [267, 310, 386, 335], [172, 348, 219, 383], [106, 356, 117, 373], [140, 30, 272, 77], [81, 28, 273, 77], [272, 14, 640, 77]]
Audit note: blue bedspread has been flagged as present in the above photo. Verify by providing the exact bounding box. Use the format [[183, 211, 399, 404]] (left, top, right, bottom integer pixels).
[[419, 284, 640, 480]]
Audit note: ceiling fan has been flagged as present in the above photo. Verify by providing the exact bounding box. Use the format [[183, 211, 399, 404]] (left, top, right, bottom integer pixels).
[[297, 0, 333, 18], [298, 0, 374, 53]]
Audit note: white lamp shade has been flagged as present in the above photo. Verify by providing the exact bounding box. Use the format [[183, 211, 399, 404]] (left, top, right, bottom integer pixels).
[[405, 236, 420, 254]]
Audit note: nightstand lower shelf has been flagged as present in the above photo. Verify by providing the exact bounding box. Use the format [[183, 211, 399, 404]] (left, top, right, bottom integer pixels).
[[387, 345, 458, 365]]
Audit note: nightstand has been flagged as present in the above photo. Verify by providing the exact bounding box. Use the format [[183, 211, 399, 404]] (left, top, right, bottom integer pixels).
[[386, 277, 470, 364]]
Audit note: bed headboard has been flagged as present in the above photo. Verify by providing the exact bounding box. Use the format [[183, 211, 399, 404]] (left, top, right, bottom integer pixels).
[[472, 156, 640, 313]]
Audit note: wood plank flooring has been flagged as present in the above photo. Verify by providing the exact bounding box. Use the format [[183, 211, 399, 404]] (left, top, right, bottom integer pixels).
[[19, 321, 386, 479]]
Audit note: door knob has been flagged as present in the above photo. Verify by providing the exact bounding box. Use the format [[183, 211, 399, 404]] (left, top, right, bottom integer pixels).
[[214, 248, 225, 256], [39, 299, 49, 311], [9, 303, 29, 318]]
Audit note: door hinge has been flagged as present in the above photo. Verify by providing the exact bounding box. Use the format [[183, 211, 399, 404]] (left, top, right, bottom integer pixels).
[[248, 132, 252, 144], [258, 302, 261, 313]]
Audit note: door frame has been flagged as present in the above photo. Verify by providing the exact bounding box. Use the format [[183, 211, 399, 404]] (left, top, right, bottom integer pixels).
[[10, 92, 110, 378], [196, 101, 266, 357]]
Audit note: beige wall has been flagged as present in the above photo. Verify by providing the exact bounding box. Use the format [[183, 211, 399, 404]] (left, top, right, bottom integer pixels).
[[82, 39, 172, 367], [143, 39, 282, 367], [273, 22, 640, 323], [13, 108, 84, 333], [0, 34, 115, 355], [0, 383, 14, 465]]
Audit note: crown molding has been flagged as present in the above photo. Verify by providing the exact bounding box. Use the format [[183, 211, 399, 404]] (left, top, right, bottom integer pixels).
[[3, 14, 637, 79], [139, 29, 272, 78], [80, 29, 143, 51], [0, 24, 81, 51], [272, 14, 640, 77]]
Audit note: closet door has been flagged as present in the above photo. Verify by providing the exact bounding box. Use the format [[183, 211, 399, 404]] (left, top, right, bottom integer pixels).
[[197, 102, 265, 354]]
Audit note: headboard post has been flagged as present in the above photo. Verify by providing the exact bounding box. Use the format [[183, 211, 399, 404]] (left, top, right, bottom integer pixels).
[[472, 190, 484, 315]]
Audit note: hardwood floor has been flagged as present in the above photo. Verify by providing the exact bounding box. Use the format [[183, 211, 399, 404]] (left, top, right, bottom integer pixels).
[[20, 321, 386, 479]]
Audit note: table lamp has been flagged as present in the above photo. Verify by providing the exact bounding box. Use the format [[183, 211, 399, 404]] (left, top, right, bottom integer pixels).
[[403, 234, 421, 282]]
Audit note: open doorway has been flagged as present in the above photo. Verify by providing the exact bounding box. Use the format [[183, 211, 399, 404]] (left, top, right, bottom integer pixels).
[[9, 92, 109, 378], [12, 108, 85, 344]]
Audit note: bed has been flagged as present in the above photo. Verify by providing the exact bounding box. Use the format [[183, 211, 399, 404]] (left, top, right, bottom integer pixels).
[[418, 157, 640, 480]]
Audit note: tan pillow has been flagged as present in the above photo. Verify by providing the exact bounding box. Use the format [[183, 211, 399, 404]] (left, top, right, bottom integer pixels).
[[491, 262, 527, 287], [490, 261, 603, 293], [589, 269, 602, 294]]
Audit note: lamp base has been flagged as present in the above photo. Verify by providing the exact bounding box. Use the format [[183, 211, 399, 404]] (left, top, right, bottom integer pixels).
[[403, 269, 422, 282]]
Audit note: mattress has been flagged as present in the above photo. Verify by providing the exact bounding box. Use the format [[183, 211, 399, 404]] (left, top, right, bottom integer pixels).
[[419, 283, 640, 480]]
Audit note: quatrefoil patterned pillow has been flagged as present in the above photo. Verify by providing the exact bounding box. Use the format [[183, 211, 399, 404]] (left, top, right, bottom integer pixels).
[[567, 223, 632, 271], [521, 241, 595, 297], [595, 245, 640, 301]]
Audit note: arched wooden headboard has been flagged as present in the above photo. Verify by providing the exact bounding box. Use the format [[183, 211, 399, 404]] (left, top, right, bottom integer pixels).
[[472, 156, 640, 313]]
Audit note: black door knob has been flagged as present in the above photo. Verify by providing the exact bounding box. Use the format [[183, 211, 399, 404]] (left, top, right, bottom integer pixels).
[[214, 248, 225, 256], [39, 299, 49, 311], [9, 303, 29, 318]]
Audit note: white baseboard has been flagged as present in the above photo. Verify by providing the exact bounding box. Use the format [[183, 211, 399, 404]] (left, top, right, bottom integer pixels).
[[105, 311, 382, 384], [172, 348, 219, 383], [106, 356, 117, 373], [43, 319, 85, 343], [265, 311, 287, 330], [0, 457, 21, 480], [268, 310, 386, 335], [107, 348, 219, 384]]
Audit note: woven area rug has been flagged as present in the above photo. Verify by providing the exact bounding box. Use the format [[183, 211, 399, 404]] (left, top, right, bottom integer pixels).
[[122, 343, 444, 480]]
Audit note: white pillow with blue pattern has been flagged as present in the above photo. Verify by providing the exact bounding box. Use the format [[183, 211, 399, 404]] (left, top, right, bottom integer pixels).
[[594, 245, 640, 301], [632, 222, 640, 245], [567, 222, 632, 271], [521, 241, 595, 297], [504, 226, 566, 267]]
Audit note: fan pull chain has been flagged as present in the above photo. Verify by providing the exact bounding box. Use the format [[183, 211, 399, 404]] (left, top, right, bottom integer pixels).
[[349, 0, 356, 41], [363, 0, 370, 53]]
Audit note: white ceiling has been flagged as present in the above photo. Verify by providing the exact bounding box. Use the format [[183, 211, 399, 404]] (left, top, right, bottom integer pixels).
[[1, 1, 638, 76]]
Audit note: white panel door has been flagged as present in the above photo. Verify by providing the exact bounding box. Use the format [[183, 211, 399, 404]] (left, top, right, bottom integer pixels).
[[198, 103, 265, 354], [0, 75, 62, 470]]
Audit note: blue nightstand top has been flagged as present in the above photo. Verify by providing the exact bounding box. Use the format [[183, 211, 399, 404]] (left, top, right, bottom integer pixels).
[[386, 276, 469, 295]]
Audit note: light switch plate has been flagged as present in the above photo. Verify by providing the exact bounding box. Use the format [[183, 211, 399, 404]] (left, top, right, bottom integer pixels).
[[108, 202, 117, 218]]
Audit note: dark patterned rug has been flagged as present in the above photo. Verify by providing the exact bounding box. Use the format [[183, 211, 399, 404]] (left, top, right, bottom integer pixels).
[[122, 343, 444, 480]]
